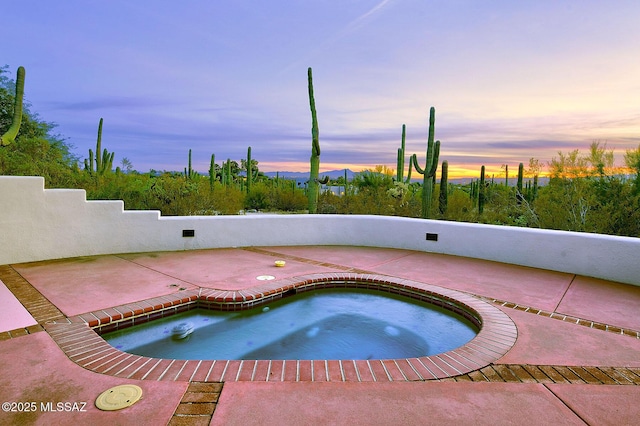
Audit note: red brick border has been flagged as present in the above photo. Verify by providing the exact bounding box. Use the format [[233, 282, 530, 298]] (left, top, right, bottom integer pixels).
[[44, 273, 517, 382]]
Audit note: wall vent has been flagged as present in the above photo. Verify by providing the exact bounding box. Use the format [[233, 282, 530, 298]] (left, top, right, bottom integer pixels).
[[182, 229, 195, 237], [426, 233, 438, 241]]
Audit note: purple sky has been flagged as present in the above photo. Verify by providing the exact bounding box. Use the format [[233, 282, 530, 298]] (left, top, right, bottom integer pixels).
[[3, 1, 640, 178]]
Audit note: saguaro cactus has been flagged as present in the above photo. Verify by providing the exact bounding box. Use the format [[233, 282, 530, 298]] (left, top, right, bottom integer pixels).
[[396, 124, 412, 183], [516, 162, 524, 203], [245, 146, 259, 193], [184, 149, 197, 180], [411, 107, 441, 219], [208, 153, 216, 191], [307, 67, 328, 213], [1, 66, 26, 147], [439, 160, 448, 216], [246, 146, 253, 193], [84, 118, 114, 175], [479, 165, 486, 214], [225, 159, 232, 187], [343, 168, 348, 196]]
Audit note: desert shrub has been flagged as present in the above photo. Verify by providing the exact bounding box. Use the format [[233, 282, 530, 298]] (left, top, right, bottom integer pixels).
[[439, 188, 475, 222], [272, 187, 307, 211], [245, 182, 271, 210]]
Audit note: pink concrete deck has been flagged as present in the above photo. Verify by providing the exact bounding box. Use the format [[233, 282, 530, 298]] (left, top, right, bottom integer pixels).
[[2, 245, 640, 425]]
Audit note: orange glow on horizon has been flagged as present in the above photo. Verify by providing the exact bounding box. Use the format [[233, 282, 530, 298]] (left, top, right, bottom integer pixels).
[[259, 161, 549, 180]]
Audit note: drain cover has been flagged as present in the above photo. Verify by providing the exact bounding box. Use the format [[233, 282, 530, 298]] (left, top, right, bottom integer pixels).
[[95, 385, 143, 411], [256, 275, 276, 280]]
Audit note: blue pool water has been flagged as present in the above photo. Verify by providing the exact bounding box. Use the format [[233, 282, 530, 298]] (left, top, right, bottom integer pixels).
[[103, 288, 478, 360]]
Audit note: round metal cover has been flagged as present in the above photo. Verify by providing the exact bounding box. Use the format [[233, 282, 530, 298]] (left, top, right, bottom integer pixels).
[[256, 275, 276, 280], [95, 384, 143, 411]]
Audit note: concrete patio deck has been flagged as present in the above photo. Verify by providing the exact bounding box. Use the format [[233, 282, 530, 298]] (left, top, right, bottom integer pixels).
[[1, 245, 639, 425]]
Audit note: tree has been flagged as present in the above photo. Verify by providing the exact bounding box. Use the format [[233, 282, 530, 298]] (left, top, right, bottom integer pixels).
[[586, 141, 615, 177], [0, 65, 78, 186], [120, 157, 134, 173], [526, 157, 542, 178], [624, 144, 640, 194], [353, 165, 394, 190]]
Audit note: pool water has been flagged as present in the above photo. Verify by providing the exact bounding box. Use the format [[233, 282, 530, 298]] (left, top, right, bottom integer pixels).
[[103, 289, 478, 360]]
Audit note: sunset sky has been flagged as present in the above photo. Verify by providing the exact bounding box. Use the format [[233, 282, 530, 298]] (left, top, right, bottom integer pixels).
[[3, 1, 640, 178]]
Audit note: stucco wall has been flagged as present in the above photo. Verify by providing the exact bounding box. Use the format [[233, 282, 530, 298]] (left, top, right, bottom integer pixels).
[[1, 176, 638, 286]]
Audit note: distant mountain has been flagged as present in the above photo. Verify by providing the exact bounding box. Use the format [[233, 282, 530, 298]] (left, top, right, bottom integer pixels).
[[260, 170, 549, 186], [446, 177, 549, 186], [263, 169, 357, 181]]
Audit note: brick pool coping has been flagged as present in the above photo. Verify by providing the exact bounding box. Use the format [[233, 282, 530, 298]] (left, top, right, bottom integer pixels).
[[43, 273, 517, 382]]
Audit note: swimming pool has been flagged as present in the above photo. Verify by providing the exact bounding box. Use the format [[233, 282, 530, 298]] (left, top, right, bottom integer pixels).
[[103, 288, 479, 360]]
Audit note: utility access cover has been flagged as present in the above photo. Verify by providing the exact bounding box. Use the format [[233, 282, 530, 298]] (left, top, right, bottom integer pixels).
[[95, 384, 143, 411]]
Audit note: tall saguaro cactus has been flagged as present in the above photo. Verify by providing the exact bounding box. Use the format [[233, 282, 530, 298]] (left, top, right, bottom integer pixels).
[[411, 107, 441, 219], [208, 153, 216, 191], [439, 160, 449, 216], [307, 67, 328, 213], [245, 146, 259, 193], [516, 162, 524, 203], [184, 149, 197, 180], [246, 146, 253, 193], [225, 159, 232, 187], [396, 124, 413, 183], [479, 165, 486, 214], [1, 66, 26, 147], [84, 118, 114, 175]]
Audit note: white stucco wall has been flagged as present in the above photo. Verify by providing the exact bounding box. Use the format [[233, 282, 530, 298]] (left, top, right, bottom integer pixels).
[[1, 176, 638, 286]]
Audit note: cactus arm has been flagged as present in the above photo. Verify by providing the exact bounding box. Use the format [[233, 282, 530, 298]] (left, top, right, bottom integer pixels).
[[427, 106, 435, 149], [105, 151, 114, 173], [101, 149, 110, 173], [1, 66, 25, 147], [411, 154, 424, 174], [427, 140, 441, 177], [405, 159, 412, 183]]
